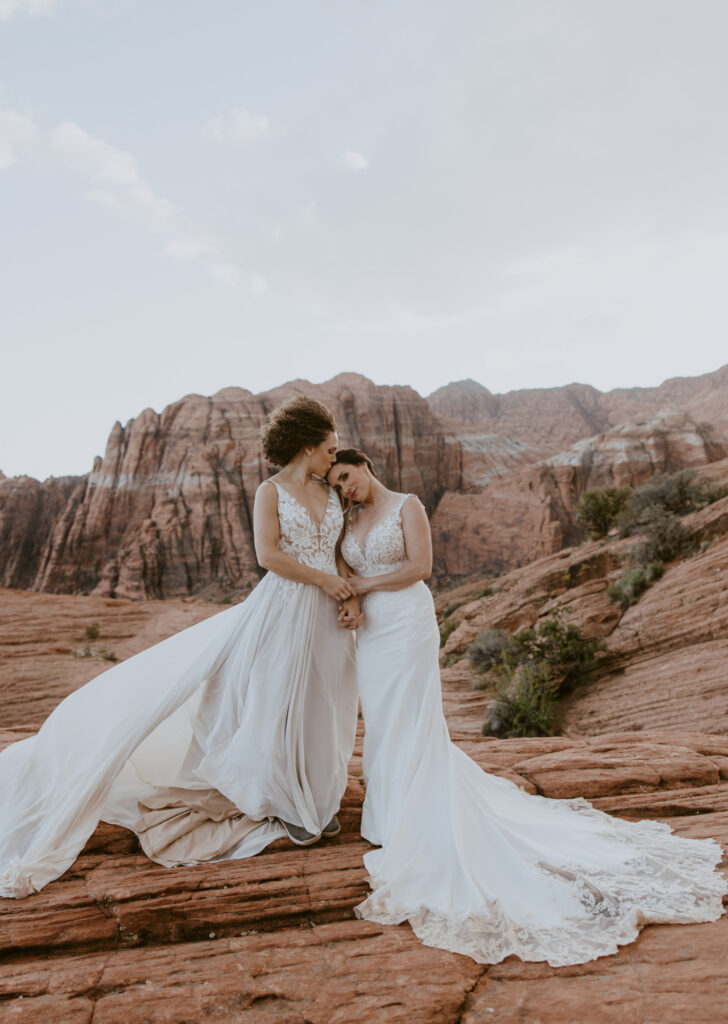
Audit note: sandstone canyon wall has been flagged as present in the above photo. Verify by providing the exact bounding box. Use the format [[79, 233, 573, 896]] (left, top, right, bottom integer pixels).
[[4, 376, 463, 600], [1, 366, 727, 598]]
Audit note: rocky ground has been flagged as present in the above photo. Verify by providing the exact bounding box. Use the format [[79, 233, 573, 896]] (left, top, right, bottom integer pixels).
[[1, 587, 727, 1023]]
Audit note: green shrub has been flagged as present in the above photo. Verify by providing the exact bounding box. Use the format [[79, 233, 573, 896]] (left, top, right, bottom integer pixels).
[[606, 568, 649, 610], [468, 629, 519, 672], [620, 470, 728, 540], [631, 506, 689, 565], [483, 663, 558, 738], [560, 561, 594, 589], [470, 585, 494, 600], [505, 611, 602, 694], [576, 487, 633, 538], [442, 598, 467, 618], [85, 622, 100, 643], [479, 612, 603, 736], [630, 469, 726, 521], [439, 618, 458, 648]]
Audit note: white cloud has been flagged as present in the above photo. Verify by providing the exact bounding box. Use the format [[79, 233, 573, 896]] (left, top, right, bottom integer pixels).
[[0, 0, 55, 21], [207, 262, 242, 286], [251, 273, 267, 293], [201, 107, 272, 145], [0, 108, 39, 169], [52, 121, 145, 188], [50, 120, 245, 282], [340, 149, 368, 172], [163, 234, 220, 262]]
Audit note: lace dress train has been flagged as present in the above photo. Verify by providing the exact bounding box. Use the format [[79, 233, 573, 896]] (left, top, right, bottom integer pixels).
[[0, 482, 357, 898], [342, 494, 726, 966]]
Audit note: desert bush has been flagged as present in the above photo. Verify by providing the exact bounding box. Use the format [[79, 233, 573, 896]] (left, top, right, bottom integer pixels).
[[560, 561, 594, 589], [576, 487, 632, 538], [483, 662, 558, 738], [630, 506, 690, 565], [505, 612, 602, 694], [439, 617, 458, 648], [470, 585, 494, 600], [606, 568, 648, 610], [442, 598, 467, 618], [85, 622, 100, 643], [468, 629, 519, 672], [630, 469, 726, 521], [619, 470, 728, 540], [479, 612, 602, 736]]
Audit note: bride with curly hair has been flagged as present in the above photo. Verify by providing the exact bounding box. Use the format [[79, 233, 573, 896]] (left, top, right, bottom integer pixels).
[[0, 394, 360, 897]]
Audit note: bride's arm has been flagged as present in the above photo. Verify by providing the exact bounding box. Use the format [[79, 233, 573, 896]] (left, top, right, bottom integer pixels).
[[335, 524, 363, 628], [348, 496, 432, 595], [253, 482, 355, 601]]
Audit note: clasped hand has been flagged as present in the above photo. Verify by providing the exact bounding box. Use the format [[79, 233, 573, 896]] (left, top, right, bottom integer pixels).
[[337, 596, 363, 631]]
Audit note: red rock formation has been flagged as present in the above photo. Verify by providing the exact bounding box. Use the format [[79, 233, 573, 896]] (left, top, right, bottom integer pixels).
[[439, 478, 728, 737], [26, 375, 458, 600], [0, 473, 82, 589], [430, 409, 728, 579], [0, 585, 726, 1022], [429, 362, 728, 450], [2, 366, 728, 599]]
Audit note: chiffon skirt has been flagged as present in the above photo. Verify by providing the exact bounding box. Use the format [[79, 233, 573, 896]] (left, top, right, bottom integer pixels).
[[0, 573, 358, 898], [354, 581, 726, 966]]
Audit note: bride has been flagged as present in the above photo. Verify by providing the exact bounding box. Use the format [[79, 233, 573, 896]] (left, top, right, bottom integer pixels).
[[328, 448, 727, 967], [0, 395, 359, 898]]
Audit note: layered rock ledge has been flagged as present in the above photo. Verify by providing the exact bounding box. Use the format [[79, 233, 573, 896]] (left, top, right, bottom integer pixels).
[[0, 590, 726, 1023]]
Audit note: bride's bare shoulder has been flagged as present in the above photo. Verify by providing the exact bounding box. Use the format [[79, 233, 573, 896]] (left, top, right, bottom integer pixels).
[[255, 479, 279, 505]]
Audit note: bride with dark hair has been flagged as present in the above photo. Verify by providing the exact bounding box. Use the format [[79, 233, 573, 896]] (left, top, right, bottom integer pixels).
[[328, 448, 727, 967], [0, 395, 360, 897]]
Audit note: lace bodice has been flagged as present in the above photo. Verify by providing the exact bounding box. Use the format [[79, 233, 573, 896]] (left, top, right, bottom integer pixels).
[[272, 480, 341, 574], [341, 493, 412, 577]]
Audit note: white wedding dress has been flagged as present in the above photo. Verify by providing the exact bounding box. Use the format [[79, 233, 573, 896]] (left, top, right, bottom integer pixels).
[[342, 493, 726, 966], [0, 481, 357, 898]]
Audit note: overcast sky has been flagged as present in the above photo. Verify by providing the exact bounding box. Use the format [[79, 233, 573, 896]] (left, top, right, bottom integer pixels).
[[2, 0, 727, 480]]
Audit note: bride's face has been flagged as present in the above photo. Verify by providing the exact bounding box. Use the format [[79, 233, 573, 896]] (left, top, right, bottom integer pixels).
[[307, 432, 339, 477], [328, 462, 370, 504]]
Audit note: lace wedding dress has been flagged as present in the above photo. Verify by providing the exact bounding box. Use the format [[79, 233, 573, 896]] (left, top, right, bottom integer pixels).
[[341, 493, 726, 966], [0, 481, 357, 898]]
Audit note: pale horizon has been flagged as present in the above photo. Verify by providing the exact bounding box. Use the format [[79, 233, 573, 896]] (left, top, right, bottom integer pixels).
[[2, 1, 728, 480]]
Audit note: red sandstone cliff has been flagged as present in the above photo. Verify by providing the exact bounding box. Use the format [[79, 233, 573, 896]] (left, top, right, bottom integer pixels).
[[428, 362, 728, 449], [21, 375, 460, 600], [2, 367, 728, 598], [430, 408, 728, 578]]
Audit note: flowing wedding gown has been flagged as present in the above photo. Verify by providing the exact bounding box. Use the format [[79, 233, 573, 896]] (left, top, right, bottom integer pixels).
[[0, 481, 357, 898], [341, 493, 726, 966]]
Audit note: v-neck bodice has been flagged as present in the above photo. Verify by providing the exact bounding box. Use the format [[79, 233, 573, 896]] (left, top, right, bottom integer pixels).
[[272, 481, 342, 573], [341, 493, 410, 577]]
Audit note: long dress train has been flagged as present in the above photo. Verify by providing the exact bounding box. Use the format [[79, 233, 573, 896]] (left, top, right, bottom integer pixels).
[[0, 481, 357, 898], [341, 493, 726, 966]]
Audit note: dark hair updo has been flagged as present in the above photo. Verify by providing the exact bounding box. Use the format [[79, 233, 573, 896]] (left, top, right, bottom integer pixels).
[[260, 394, 336, 467], [328, 448, 377, 477]]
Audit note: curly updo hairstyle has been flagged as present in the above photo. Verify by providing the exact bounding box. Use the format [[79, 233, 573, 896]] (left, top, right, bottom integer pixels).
[[260, 394, 336, 467], [328, 448, 377, 477]]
